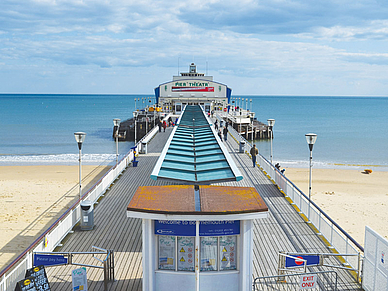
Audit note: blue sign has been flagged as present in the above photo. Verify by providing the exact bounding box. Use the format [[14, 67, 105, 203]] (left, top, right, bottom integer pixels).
[[285, 254, 320, 268], [34, 254, 68, 267], [154, 220, 240, 236]]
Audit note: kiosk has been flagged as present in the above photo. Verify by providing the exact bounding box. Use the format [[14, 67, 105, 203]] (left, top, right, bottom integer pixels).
[[127, 185, 268, 291]]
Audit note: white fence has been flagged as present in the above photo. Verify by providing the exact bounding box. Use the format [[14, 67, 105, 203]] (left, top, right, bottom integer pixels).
[[0, 120, 164, 291], [363, 226, 388, 290], [225, 119, 364, 274]]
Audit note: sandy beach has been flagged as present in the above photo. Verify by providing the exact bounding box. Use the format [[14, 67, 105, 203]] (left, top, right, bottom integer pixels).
[[284, 167, 388, 247], [0, 165, 111, 271]]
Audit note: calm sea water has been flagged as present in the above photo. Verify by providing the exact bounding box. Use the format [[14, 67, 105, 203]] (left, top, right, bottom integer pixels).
[[0, 94, 387, 169]]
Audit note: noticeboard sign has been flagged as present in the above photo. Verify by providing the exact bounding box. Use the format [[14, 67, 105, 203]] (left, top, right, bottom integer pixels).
[[34, 254, 68, 267], [285, 254, 320, 268], [15, 265, 51, 291], [72, 267, 88, 291], [154, 220, 240, 237]]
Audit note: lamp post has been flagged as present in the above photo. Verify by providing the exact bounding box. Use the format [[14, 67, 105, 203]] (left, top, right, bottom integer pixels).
[[113, 118, 121, 164], [133, 111, 138, 145], [135, 98, 137, 110], [305, 133, 317, 221], [267, 119, 275, 164], [74, 132, 86, 201]]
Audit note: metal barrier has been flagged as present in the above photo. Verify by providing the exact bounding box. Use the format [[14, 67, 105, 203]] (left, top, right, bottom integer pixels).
[[33, 246, 114, 291], [253, 271, 338, 291], [223, 114, 364, 274], [0, 122, 162, 291]]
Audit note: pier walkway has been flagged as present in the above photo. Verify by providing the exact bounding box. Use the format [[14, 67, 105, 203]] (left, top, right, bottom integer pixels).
[[46, 126, 362, 290]]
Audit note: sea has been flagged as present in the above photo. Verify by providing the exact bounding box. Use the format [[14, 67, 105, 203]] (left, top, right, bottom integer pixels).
[[0, 94, 387, 170]]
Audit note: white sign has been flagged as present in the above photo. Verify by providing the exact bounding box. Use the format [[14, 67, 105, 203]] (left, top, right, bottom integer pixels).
[[299, 274, 317, 289], [72, 267, 88, 291]]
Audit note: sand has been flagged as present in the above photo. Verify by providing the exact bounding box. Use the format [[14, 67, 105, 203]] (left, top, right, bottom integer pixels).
[[0, 165, 111, 271], [284, 167, 388, 247]]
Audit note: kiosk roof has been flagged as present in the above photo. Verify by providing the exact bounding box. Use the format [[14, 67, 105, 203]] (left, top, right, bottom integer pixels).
[[127, 185, 268, 216]]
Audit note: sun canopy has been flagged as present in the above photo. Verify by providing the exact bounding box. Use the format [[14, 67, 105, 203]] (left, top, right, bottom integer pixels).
[[151, 105, 243, 184]]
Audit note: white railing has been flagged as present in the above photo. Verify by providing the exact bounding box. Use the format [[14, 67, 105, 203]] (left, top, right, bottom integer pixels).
[[0, 122, 163, 291], [225, 117, 364, 274]]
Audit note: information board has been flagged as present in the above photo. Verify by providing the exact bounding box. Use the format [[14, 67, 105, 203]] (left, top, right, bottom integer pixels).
[[177, 237, 195, 271], [219, 236, 237, 270], [285, 254, 320, 268], [158, 236, 176, 270], [14, 277, 37, 291], [71, 267, 88, 291], [154, 220, 240, 236], [200, 237, 218, 271]]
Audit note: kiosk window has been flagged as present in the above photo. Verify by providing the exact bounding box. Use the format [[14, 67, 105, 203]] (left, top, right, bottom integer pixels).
[[220, 236, 237, 270], [158, 236, 176, 270], [177, 237, 195, 271], [200, 237, 218, 271]]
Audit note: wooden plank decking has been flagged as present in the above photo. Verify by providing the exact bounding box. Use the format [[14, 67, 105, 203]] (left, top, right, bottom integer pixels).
[[46, 126, 362, 290]]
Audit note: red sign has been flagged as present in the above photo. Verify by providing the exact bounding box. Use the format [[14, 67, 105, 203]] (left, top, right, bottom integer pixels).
[[172, 86, 214, 92], [299, 274, 317, 289]]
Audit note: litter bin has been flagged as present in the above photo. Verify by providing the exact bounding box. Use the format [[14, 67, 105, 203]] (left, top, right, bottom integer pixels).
[[80, 200, 94, 230], [141, 141, 148, 154], [239, 141, 246, 153]]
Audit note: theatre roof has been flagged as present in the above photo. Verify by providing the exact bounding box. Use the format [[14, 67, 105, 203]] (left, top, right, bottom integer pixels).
[[127, 185, 268, 220], [150, 105, 243, 184]]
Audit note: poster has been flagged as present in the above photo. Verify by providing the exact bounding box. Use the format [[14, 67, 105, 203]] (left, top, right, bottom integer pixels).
[[177, 237, 195, 271], [25, 265, 51, 291], [71, 267, 87, 291], [158, 236, 176, 270], [200, 237, 218, 271], [220, 236, 237, 270]]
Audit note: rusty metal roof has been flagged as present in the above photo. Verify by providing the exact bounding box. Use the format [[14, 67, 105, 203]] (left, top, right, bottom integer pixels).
[[150, 105, 243, 184], [127, 185, 268, 216]]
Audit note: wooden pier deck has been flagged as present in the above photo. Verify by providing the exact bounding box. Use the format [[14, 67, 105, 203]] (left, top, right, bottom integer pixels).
[[46, 126, 362, 290]]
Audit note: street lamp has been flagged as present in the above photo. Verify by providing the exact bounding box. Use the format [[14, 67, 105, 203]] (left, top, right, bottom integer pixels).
[[305, 133, 317, 221], [113, 118, 121, 164], [133, 111, 138, 145], [267, 119, 275, 164], [74, 132, 86, 200]]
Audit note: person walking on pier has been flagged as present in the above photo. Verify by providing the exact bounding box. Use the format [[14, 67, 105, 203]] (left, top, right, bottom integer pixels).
[[158, 120, 162, 132], [163, 120, 167, 132], [218, 129, 223, 141], [250, 144, 258, 168], [214, 120, 218, 130], [223, 126, 228, 141]]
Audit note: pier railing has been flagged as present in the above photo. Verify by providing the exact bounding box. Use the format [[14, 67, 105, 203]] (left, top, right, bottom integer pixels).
[[0, 118, 165, 291], [225, 117, 364, 275]]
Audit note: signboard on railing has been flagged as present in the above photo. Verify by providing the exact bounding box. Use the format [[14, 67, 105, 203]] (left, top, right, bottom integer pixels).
[[34, 253, 68, 267], [285, 254, 320, 268]]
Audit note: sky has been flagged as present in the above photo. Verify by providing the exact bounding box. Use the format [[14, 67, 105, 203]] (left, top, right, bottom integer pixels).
[[1, 0, 388, 96]]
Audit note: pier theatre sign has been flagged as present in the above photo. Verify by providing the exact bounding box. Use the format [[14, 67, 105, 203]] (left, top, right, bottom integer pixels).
[[167, 81, 220, 92]]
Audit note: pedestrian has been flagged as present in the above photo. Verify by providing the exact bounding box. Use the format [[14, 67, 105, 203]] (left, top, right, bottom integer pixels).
[[218, 129, 223, 141], [220, 120, 224, 128], [211, 110, 214, 118], [250, 144, 258, 168], [225, 121, 229, 128], [158, 120, 162, 132], [214, 120, 218, 130], [223, 126, 228, 141], [163, 120, 167, 132]]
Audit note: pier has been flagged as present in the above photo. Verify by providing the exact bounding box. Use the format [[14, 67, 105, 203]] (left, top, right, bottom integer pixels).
[[40, 122, 361, 290]]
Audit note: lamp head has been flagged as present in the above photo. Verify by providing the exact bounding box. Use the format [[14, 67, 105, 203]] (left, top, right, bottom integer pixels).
[[305, 133, 317, 151], [267, 119, 275, 127], [74, 132, 86, 144], [113, 118, 121, 127]]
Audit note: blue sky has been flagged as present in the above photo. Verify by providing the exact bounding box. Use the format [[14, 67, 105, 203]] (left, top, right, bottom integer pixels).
[[1, 0, 388, 96]]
